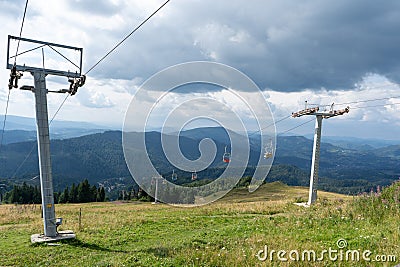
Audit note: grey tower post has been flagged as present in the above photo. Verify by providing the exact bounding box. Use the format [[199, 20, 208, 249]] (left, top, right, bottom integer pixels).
[[154, 178, 159, 204], [33, 71, 57, 237], [152, 176, 165, 204], [308, 115, 322, 205], [292, 104, 349, 205]]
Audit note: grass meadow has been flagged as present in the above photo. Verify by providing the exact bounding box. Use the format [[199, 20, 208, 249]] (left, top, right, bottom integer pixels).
[[0, 181, 399, 266]]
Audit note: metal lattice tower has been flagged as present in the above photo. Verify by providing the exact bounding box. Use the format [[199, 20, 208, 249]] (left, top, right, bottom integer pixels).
[[292, 102, 349, 205]]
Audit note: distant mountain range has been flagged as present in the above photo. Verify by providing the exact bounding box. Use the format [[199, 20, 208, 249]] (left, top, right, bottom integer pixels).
[[307, 135, 400, 150], [0, 115, 112, 143], [0, 125, 399, 196]]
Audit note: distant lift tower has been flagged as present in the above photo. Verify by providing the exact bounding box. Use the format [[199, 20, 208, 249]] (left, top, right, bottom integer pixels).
[[7, 35, 85, 242], [152, 176, 166, 204], [292, 102, 349, 205]]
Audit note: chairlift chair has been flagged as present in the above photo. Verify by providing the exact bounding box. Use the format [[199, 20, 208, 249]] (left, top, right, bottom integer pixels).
[[172, 170, 178, 181], [191, 170, 197, 181], [264, 139, 274, 159]]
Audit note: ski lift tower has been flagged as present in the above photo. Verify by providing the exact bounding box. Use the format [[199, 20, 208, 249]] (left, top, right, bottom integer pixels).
[[6, 35, 85, 242], [152, 176, 166, 204], [292, 102, 349, 205]]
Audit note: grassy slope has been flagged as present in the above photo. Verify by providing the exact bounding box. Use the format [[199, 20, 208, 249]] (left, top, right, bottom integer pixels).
[[0, 182, 398, 267]]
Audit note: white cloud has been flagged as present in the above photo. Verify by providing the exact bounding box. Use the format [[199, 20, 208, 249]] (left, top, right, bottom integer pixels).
[[1, 0, 400, 139]]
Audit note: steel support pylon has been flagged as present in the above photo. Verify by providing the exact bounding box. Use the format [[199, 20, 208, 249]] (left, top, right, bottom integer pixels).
[[33, 72, 57, 237], [308, 115, 322, 205], [154, 178, 159, 204], [292, 103, 349, 205]]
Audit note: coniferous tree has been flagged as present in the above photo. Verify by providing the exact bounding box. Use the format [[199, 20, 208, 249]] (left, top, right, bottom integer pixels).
[[77, 179, 91, 202], [4, 184, 41, 204], [70, 183, 77, 203], [3, 180, 106, 204], [99, 187, 106, 202], [90, 185, 97, 202], [58, 187, 70, 203]]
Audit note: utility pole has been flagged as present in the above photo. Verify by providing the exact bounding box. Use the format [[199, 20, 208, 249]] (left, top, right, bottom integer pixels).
[[7, 35, 85, 242], [292, 103, 349, 205]]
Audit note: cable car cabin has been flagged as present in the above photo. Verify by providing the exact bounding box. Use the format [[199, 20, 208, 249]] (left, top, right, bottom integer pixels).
[[223, 154, 230, 163], [191, 171, 197, 181], [223, 146, 231, 163]]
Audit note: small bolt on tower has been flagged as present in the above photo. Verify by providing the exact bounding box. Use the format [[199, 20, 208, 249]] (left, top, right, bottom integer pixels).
[[6, 35, 85, 242], [292, 101, 349, 205]]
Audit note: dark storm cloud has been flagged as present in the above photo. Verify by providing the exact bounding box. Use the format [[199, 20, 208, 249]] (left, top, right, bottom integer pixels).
[[84, 0, 400, 92]]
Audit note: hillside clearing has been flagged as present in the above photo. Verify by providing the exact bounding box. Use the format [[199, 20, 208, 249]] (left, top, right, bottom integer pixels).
[[0, 182, 398, 266]]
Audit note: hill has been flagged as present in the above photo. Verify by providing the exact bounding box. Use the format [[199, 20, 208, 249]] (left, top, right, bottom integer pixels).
[[0, 115, 111, 144], [0, 181, 398, 266], [216, 181, 350, 203], [0, 128, 398, 195]]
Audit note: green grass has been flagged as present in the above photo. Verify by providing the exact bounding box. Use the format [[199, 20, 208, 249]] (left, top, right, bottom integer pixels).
[[0, 182, 399, 266]]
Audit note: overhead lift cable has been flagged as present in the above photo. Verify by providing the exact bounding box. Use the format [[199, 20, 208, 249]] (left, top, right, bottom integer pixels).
[[248, 114, 292, 137], [46, 0, 171, 130], [85, 0, 171, 75], [335, 96, 400, 106], [1, 0, 29, 155], [11, 91, 70, 179], [9, 0, 171, 178], [10, 47, 69, 179], [351, 102, 400, 109], [14, 0, 29, 63], [0, 91, 11, 153], [278, 117, 315, 136]]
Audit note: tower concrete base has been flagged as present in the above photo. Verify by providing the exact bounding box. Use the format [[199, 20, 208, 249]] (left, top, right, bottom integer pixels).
[[31, 230, 76, 243]]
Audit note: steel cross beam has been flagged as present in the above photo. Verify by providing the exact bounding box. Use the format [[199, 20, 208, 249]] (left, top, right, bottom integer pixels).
[[7, 35, 82, 78]]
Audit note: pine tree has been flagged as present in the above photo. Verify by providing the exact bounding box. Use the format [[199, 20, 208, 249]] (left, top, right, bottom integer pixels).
[[58, 187, 69, 203], [33, 186, 41, 203], [99, 187, 106, 202], [77, 179, 91, 203], [70, 183, 77, 203], [90, 185, 97, 202]]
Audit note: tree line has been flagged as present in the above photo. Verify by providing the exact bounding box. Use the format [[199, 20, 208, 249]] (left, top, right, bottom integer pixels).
[[2, 179, 106, 204], [58, 179, 106, 203]]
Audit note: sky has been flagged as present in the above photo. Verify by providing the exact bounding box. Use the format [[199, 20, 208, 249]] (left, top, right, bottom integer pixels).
[[1, 0, 400, 139]]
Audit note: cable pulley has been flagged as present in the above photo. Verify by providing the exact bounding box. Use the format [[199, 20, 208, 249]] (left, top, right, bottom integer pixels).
[[8, 64, 23, 90], [68, 75, 86, 95]]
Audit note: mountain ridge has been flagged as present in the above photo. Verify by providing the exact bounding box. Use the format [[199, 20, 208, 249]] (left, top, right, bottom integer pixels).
[[0, 127, 398, 195]]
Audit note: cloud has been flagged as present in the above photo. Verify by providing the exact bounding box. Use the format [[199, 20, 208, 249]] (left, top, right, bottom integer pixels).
[[1, 0, 400, 139], [3, 0, 400, 92], [72, 0, 400, 92], [77, 88, 114, 108], [67, 0, 121, 16]]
